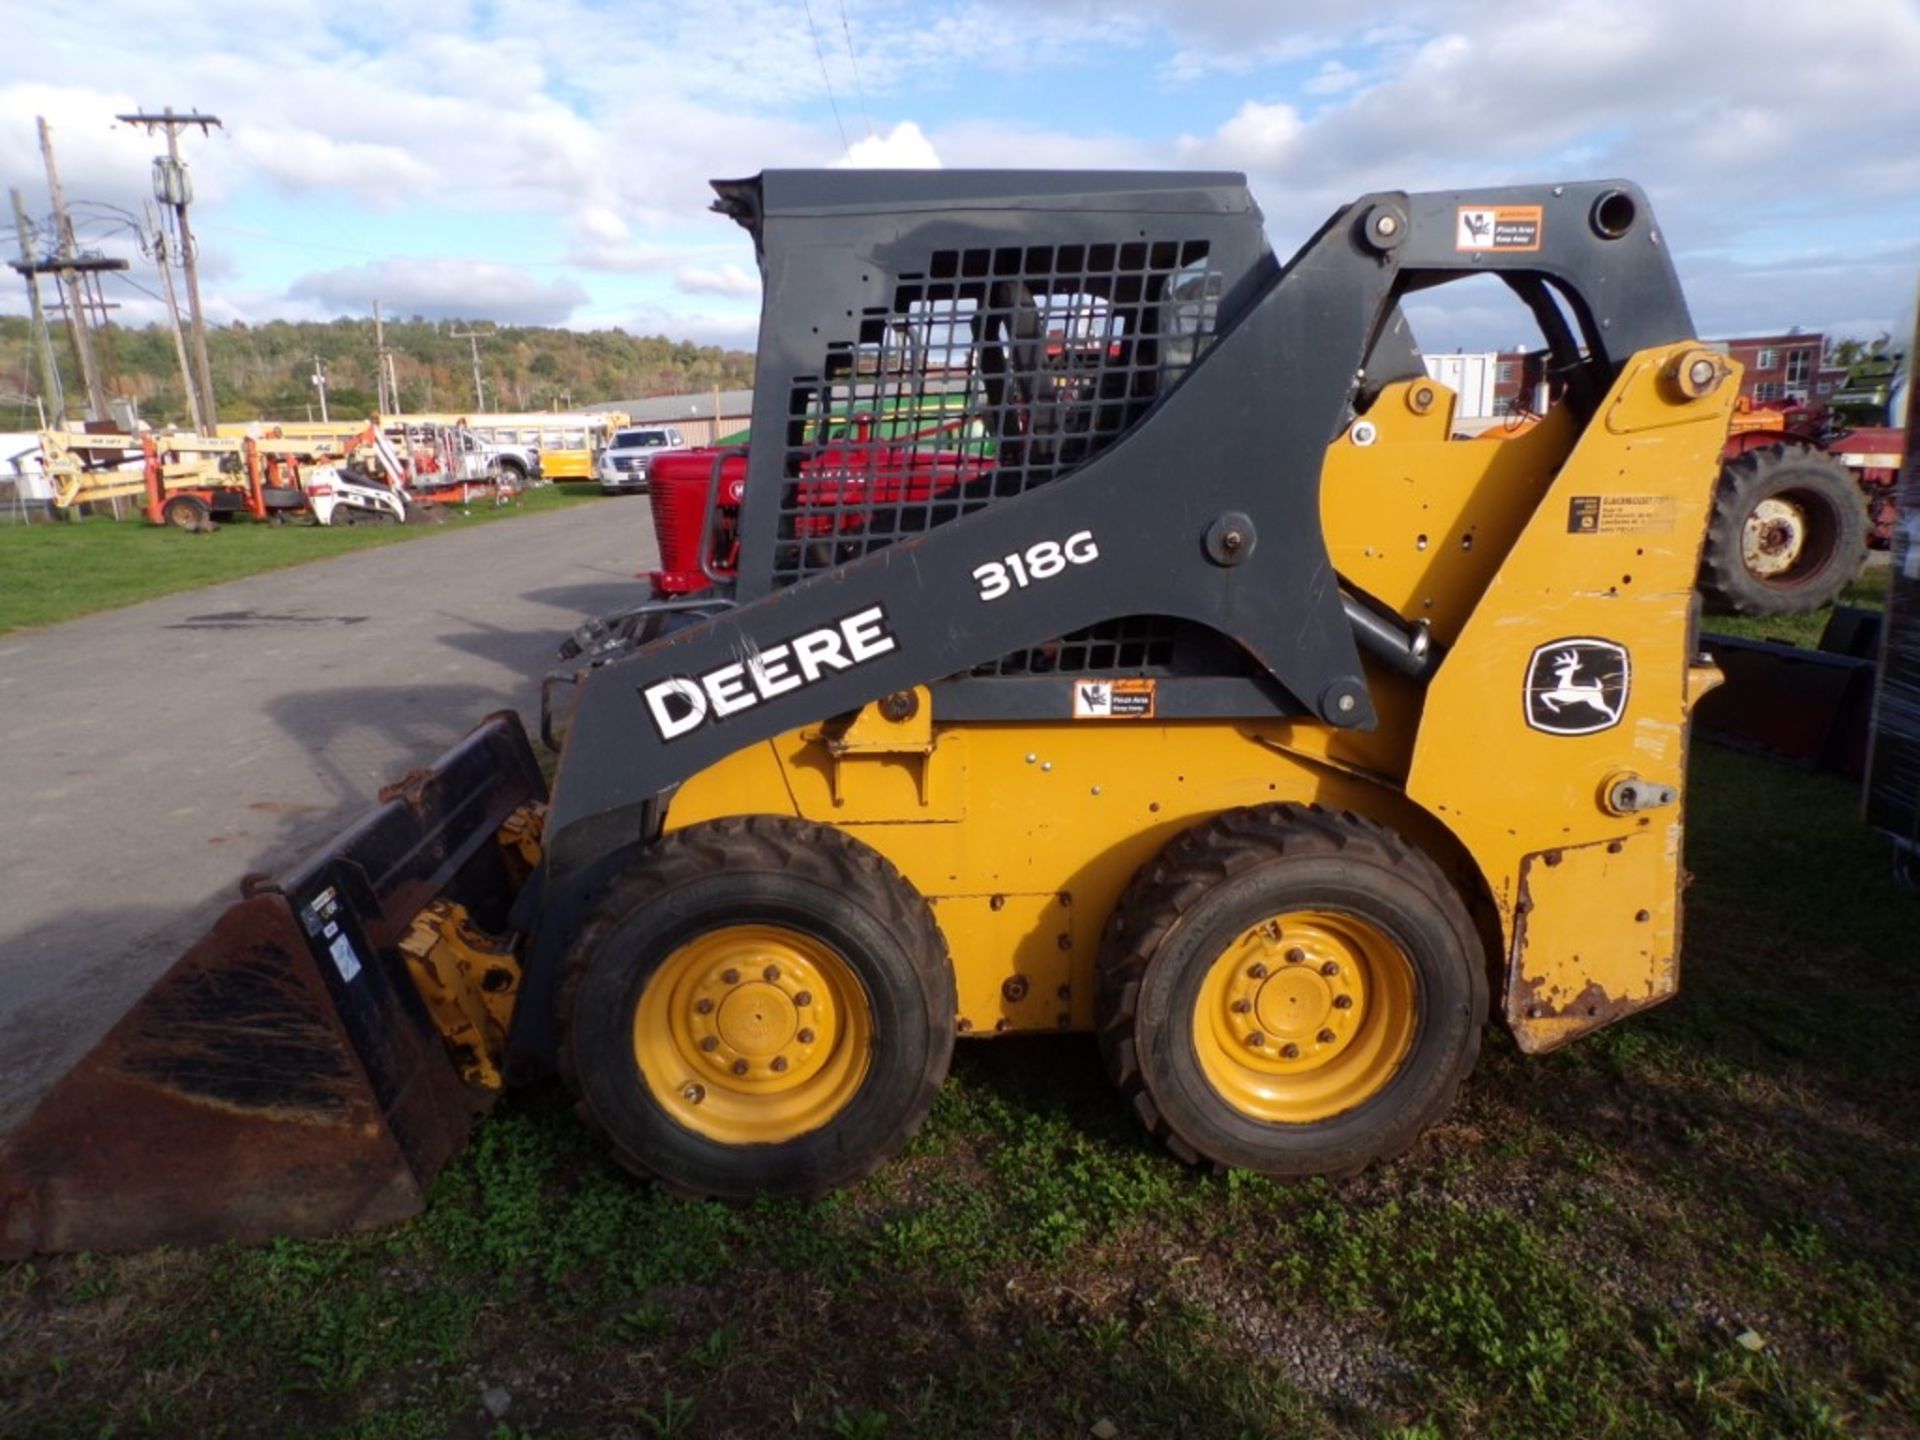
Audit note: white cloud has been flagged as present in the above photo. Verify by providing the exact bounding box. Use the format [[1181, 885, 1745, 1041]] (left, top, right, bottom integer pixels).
[[836, 121, 941, 169], [675, 263, 760, 299], [288, 258, 588, 324]]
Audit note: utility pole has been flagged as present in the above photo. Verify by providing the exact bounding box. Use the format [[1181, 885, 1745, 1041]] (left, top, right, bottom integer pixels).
[[449, 327, 490, 411], [143, 201, 204, 433], [8, 188, 65, 426], [372, 300, 395, 414], [310, 355, 329, 422], [118, 107, 221, 432], [37, 118, 107, 421]]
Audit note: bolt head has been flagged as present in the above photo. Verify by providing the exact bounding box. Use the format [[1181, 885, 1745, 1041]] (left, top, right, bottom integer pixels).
[[1688, 358, 1717, 388], [1317, 1029, 1336, 1045], [682, 1083, 705, 1104], [1041, 761, 1053, 772], [1336, 693, 1358, 714], [770, 1056, 789, 1073], [694, 997, 714, 1015], [1246, 1032, 1266, 1048], [762, 964, 780, 981], [797, 1028, 816, 1045], [1247, 962, 1269, 979], [793, 990, 813, 1007], [1321, 961, 1339, 977], [731, 1059, 749, 1076], [699, 1035, 719, 1053], [1281, 1043, 1300, 1059], [1231, 999, 1252, 1014], [1286, 947, 1306, 965], [1333, 995, 1353, 1010], [721, 968, 740, 985], [1375, 213, 1399, 236], [1025, 753, 1037, 764], [1222, 529, 1244, 551]]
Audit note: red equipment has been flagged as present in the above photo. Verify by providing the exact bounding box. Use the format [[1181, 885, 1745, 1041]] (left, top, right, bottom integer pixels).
[[644, 414, 992, 597]]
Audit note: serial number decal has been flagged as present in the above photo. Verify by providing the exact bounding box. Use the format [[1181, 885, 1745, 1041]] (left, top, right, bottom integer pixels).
[[642, 604, 898, 741], [1567, 495, 1676, 535], [973, 529, 1099, 603]]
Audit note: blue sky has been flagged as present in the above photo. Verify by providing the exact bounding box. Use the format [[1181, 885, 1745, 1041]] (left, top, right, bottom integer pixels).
[[3, 0, 1918, 355]]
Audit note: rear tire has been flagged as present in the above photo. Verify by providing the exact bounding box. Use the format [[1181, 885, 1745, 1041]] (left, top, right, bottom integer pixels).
[[558, 816, 955, 1199], [1699, 445, 1869, 616], [1098, 804, 1485, 1179]]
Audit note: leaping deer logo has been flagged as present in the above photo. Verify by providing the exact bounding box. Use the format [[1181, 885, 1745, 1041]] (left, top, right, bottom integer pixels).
[[1525, 638, 1629, 735], [1537, 650, 1612, 718]]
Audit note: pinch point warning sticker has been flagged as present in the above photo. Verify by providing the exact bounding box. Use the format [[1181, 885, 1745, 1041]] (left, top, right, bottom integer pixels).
[[1456, 205, 1543, 253], [1073, 678, 1156, 719]]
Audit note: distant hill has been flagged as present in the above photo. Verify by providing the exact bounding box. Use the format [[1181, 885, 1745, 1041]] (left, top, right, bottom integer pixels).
[[0, 316, 756, 427]]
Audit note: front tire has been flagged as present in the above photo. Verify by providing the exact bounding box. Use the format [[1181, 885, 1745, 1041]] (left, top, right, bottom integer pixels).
[[1699, 445, 1869, 616], [558, 816, 955, 1199], [1098, 805, 1486, 1179]]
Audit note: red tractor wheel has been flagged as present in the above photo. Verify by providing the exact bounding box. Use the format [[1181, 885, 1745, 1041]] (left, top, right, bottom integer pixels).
[[1699, 445, 1870, 617]]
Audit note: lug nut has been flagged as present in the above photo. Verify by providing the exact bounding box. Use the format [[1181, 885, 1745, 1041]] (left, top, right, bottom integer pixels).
[[1286, 947, 1306, 965], [793, 990, 813, 1007], [700, 1036, 719, 1052], [1231, 999, 1252, 1014], [1281, 1043, 1300, 1059], [1317, 1029, 1336, 1044], [1321, 961, 1339, 977], [682, 1084, 705, 1104], [731, 1059, 749, 1076], [763, 964, 781, 981], [722, 968, 740, 985], [770, 1056, 789, 1073], [1333, 995, 1353, 1010], [1246, 1033, 1266, 1048], [1247, 962, 1269, 979], [796, 1027, 815, 1044], [694, 997, 714, 1015]]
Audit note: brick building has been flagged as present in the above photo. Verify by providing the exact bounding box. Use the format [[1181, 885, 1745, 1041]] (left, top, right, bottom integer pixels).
[[1712, 331, 1849, 408]]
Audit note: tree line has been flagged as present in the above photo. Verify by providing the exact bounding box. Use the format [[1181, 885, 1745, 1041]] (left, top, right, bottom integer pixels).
[[0, 315, 756, 427]]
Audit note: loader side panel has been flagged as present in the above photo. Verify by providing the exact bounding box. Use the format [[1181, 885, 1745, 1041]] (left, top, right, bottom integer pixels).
[[1404, 344, 1740, 1051], [659, 714, 1470, 1037]]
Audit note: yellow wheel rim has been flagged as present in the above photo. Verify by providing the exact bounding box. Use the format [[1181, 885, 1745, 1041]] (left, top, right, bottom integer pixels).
[[634, 924, 872, 1145], [1191, 909, 1417, 1124]]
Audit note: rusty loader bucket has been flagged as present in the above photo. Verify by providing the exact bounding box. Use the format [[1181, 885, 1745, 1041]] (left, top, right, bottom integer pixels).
[[0, 714, 545, 1259]]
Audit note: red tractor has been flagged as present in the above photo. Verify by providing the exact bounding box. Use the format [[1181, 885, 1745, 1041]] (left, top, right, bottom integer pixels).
[[556, 412, 993, 666]]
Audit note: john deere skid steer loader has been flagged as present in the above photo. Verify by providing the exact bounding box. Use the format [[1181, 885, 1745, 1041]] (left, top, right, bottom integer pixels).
[[1, 172, 1740, 1256]]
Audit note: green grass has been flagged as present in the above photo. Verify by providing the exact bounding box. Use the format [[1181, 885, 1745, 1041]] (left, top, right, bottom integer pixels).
[[0, 484, 606, 634], [1705, 564, 1890, 648], [3, 750, 1917, 1438]]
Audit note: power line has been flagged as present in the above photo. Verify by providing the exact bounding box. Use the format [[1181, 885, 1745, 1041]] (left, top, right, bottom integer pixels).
[[836, 0, 876, 141], [799, 0, 852, 158]]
